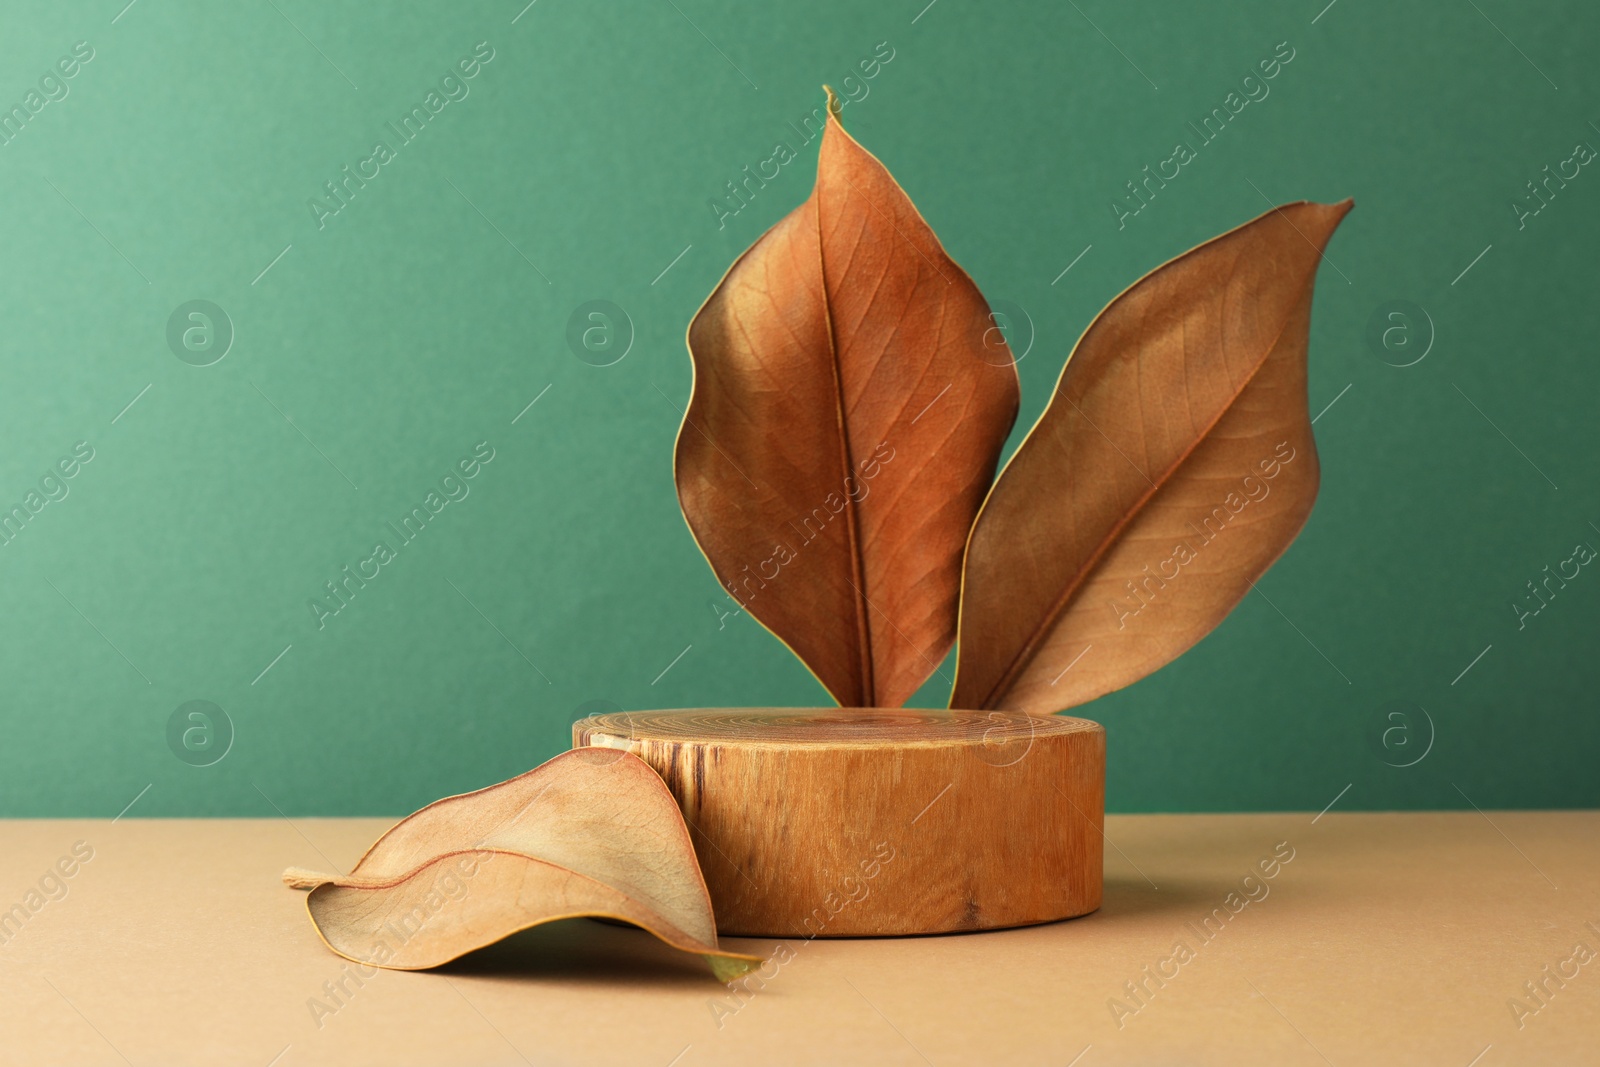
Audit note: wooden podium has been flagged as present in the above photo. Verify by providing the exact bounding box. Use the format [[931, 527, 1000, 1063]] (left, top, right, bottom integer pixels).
[[573, 708, 1104, 936]]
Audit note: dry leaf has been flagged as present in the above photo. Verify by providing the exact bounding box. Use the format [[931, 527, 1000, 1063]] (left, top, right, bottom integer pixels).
[[677, 88, 1019, 708], [951, 200, 1353, 714], [283, 748, 761, 981]]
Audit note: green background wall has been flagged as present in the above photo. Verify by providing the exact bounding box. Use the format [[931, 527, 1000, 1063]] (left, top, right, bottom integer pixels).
[[1, 1, 1594, 816]]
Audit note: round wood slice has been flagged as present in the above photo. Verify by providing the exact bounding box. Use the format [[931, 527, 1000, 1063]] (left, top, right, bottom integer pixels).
[[572, 708, 1104, 937]]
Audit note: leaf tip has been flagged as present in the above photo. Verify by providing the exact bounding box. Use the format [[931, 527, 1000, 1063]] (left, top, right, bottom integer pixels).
[[1311, 197, 1356, 248], [706, 953, 761, 984], [823, 84, 842, 119]]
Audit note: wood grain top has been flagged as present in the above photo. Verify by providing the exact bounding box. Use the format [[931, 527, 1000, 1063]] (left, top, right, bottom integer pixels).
[[574, 707, 1103, 748]]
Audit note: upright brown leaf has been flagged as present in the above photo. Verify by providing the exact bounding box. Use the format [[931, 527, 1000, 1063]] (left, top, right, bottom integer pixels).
[[283, 748, 760, 981], [678, 90, 1019, 707], [951, 200, 1353, 713]]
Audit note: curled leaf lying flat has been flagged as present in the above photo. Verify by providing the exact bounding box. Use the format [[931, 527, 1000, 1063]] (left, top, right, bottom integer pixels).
[[951, 200, 1353, 714], [283, 748, 761, 982], [677, 88, 1020, 709]]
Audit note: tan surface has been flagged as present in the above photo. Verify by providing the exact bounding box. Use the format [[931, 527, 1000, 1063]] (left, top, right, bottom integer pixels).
[[0, 812, 1594, 1066], [575, 709, 1104, 936]]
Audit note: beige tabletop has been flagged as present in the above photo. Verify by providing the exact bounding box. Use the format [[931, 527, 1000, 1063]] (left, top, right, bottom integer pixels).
[[0, 812, 1594, 1066]]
